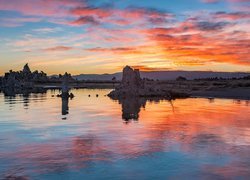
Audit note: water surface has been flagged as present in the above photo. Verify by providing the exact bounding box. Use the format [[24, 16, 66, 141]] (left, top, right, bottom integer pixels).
[[0, 89, 250, 179]]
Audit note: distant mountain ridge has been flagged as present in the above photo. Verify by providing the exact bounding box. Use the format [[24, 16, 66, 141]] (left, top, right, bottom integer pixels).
[[73, 71, 250, 81]]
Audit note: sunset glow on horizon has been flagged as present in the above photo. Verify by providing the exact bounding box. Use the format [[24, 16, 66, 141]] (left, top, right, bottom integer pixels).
[[0, 0, 249, 75]]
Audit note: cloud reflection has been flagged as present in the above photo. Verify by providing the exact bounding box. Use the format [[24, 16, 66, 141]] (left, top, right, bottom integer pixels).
[[0, 90, 250, 178]]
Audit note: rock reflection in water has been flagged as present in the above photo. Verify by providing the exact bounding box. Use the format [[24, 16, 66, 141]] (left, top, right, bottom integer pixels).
[[62, 97, 69, 116], [0, 89, 250, 179], [2, 88, 46, 97], [117, 97, 174, 122], [3, 89, 47, 110], [118, 97, 146, 122]]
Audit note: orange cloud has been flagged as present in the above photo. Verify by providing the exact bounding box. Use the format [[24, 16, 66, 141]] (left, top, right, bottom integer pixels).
[[86, 47, 144, 55], [145, 17, 250, 67], [131, 65, 171, 71]]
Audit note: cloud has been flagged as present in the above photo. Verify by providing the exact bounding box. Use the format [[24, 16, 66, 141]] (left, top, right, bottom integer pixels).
[[146, 25, 250, 66], [0, 0, 83, 17], [228, 0, 250, 2], [70, 6, 113, 18], [43, 46, 74, 52], [147, 20, 230, 35], [0, 0, 174, 28], [32, 27, 62, 33], [131, 65, 171, 71], [0, 17, 41, 27], [213, 11, 250, 20], [196, 21, 229, 31], [69, 5, 174, 26], [70, 16, 100, 25], [13, 37, 58, 48], [86, 47, 143, 55]]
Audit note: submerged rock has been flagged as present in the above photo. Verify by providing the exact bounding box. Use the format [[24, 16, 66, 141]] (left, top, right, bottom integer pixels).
[[108, 66, 189, 99]]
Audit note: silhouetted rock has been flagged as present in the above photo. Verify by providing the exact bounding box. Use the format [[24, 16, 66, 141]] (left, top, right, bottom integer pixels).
[[108, 66, 189, 99], [23, 63, 31, 74], [1, 63, 49, 90], [58, 72, 75, 83], [176, 76, 187, 81], [122, 66, 142, 88]]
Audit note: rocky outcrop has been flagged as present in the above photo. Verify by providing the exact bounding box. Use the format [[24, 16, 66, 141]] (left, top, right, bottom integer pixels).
[[122, 66, 142, 88], [1, 63, 49, 89], [108, 66, 189, 99]]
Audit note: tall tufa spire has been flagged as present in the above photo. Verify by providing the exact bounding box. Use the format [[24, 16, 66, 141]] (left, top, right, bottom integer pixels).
[[23, 63, 31, 74]]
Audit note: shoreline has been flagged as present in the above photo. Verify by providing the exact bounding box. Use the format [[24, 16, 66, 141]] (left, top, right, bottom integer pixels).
[[1, 86, 249, 101], [190, 88, 250, 100]]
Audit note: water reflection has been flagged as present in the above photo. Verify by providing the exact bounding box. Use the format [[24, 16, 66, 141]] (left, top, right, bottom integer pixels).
[[208, 97, 215, 103], [22, 94, 30, 109], [117, 97, 175, 122], [62, 97, 69, 116], [3, 90, 47, 110], [118, 97, 146, 122], [2, 88, 46, 97], [0, 89, 250, 179]]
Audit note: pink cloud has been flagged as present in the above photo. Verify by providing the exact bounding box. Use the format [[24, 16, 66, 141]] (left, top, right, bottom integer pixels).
[[70, 16, 100, 25], [43, 46, 74, 52], [70, 6, 113, 18], [69, 6, 173, 26]]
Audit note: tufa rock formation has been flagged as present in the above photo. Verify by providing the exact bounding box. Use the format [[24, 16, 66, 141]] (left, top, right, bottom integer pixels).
[[108, 65, 189, 99], [23, 63, 31, 74], [122, 66, 142, 88], [1, 63, 48, 90], [1, 64, 76, 92]]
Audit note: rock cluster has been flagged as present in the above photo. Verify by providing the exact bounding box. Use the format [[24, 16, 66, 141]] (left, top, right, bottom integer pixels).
[[1, 63, 48, 89], [108, 66, 189, 99]]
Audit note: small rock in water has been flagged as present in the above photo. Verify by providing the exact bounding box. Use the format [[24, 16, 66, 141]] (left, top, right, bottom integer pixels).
[[69, 93, 74, 99]]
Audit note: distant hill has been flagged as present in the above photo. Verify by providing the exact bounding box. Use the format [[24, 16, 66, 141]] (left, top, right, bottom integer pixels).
[[73, 71, 250, 81]]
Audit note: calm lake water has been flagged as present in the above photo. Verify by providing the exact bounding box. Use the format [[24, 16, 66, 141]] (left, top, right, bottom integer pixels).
[[0, 89, 250, 179]]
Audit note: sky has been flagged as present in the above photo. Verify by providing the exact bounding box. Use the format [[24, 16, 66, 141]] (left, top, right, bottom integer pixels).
[[0, 0, 249, 75]]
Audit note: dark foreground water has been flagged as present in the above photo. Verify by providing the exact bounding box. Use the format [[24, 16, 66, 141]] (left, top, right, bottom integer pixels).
[[0, 89, 250, 179]]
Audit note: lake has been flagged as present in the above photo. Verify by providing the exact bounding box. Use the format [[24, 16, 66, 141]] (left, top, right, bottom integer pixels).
[[0, 89, 250, 179]]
